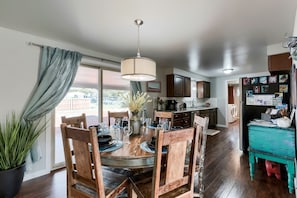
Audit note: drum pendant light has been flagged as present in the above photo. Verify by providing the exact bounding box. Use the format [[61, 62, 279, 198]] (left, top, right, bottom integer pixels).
[[121, 19, 156, 81]]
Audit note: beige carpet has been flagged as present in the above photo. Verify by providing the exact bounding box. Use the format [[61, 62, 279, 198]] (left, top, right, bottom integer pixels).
[[206, 129, 220, 136]]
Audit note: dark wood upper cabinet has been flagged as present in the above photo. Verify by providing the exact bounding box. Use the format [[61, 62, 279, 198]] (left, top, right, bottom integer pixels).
[[167, 74, 191, 97], [268, 52, 292, 72], [197, 81, 210, 98], [183, 77, 191, 97]]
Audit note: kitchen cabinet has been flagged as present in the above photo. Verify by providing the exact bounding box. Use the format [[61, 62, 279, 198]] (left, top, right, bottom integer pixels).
[[197, 81, 210, 98], [167, 74, 191, 97], [268, 52, 291, 72], [183, 77, 191, 97], [195, 108, 217, 129], [172, 112, 191, 128]]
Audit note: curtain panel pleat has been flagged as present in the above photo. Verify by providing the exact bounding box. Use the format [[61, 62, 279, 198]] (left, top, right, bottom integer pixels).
[[131, 81, 142, 95], [22, 46, 82, 121]]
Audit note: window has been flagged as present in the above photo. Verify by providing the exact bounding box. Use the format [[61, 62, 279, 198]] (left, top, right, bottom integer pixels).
[[53, 66, 130, 167]]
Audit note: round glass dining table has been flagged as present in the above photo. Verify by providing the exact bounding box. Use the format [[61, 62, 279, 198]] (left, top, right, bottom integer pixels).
[[100, 127, 156, 169]]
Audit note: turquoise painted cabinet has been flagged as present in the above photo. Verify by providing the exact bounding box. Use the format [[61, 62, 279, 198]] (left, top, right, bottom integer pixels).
[[248, 124, 296, 193]]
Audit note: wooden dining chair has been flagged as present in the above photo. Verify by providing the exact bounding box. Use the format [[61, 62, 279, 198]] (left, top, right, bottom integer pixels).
[[60, 123, 129, 198], [129, 127, 198, 197], [61, 113, 87, 129], [154, 110, 173, 129], [193, 115, 209, 197], [108, 111, 129, 126]]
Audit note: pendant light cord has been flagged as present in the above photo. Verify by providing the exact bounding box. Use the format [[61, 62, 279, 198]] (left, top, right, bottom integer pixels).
[[135, 19, 143, 58]]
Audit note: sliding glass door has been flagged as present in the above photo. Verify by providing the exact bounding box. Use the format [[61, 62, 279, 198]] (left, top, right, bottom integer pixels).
[[53, 65, 130, 168]]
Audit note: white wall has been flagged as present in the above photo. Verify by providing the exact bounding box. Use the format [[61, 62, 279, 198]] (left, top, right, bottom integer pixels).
[[0, 26, 122, 180], [293, 9, 297, 36], [213, 71, 270, 127], [267, 43, 290, 55]]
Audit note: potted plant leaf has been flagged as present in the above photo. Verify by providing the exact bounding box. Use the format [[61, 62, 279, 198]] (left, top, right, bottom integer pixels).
[[0, 112, 45, 198]]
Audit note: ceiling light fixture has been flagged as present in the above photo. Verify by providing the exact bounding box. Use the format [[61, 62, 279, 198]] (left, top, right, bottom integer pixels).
[[223, 68, 234, 74], [121, 19, 156, 81]]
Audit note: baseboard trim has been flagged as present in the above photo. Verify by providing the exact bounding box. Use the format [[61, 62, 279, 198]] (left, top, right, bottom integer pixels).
[[23, 169, 50, 181], [216, 124, 227, 128]]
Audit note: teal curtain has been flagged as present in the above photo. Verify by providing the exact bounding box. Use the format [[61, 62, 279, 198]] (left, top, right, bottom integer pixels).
[[22, 46, 82, 121], [131, 81, 142, 95]]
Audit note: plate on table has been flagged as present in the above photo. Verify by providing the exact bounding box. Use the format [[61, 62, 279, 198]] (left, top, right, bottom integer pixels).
[[147, 138, 167, 153], [99, 139, 117, 150], [98, 135, 112, 146]]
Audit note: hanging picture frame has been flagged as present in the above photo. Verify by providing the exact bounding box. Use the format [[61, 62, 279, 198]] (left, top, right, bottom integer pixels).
[[279, 74, 289, 83], [259, 76, 267, 84], [261, 85, 269, 93], [243, 77, 250, 85], [251, 77, 258, 84], [253, 86, 260, 93], [268, 75, 277, 84], [279, 84, 288, 93], [146, 81, 161, 92]]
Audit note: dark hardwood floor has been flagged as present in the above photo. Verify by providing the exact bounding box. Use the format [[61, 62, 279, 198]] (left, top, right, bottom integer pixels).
[[16, 121, 295, 198]]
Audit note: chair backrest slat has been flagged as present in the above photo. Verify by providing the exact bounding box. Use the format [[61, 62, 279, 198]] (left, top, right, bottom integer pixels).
[[154, 111, 173, 121], [61, 113, 87, 129], [193, 115, 209, 197], [108, 111, 129, 126]]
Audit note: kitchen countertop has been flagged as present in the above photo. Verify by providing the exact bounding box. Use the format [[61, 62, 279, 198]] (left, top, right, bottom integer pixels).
[[160, 106, 217, 113]]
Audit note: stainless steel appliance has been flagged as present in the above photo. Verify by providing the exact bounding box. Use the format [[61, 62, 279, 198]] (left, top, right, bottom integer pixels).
[[165, 100, 177, 111]]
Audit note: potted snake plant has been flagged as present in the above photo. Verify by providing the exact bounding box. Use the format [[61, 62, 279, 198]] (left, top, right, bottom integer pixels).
[[0, 112, 45, 198]]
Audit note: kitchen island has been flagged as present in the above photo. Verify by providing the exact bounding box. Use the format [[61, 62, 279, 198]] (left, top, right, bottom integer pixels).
[[155, 106, 217, 129]]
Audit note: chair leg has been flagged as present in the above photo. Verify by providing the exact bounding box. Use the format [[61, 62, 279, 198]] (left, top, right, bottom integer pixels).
[[127, 182, 138, 198], [194, 158, 205, 197]]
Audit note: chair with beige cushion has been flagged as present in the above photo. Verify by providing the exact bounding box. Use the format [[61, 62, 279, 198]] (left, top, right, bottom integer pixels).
[[193, 115, 209, 197], [60, 123, 128, 198], [61, 113, 87, 129], [129, 127, 198, 197]]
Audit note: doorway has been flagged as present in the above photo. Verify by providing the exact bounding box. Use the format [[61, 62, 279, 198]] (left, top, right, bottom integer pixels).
[[226, 79, 240, 127]]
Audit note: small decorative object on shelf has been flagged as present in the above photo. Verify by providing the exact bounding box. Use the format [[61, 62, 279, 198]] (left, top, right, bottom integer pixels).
[[157, 97, 164, 111], [122, 91, 151, 134], [284, 36, 297, 63]]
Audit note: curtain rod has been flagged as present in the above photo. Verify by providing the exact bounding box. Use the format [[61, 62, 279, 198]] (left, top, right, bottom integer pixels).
[[28, 42, 121, 65]]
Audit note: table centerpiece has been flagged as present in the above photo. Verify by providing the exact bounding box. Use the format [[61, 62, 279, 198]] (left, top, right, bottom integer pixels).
[[122, 91, 151, 134]]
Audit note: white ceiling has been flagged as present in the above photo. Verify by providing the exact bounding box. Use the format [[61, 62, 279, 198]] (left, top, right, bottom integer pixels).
[[0, 0, 296, 77]]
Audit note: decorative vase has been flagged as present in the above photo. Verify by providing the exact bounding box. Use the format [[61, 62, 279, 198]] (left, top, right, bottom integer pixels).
[[0, 162, 26, 198], [130, 119, 141, 135], [130, 111, 141, 135]]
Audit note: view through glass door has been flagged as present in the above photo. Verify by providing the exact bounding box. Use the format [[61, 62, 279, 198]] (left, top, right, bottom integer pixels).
[[53, 66, 130, 167]]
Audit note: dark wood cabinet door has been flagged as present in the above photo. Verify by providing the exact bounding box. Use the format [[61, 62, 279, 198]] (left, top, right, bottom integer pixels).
[[204, 82, 210, 98], [167, 74, 190, 97], [174, 75, 184, 97], [195, 108, 217, 129], [197, 81, 210, 98], [268, 52, 291, 72], [208, 108, 217, 129], [173, 112, 191, 128], [166, 75, 175, 97], [183, 77, 191, 97]]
